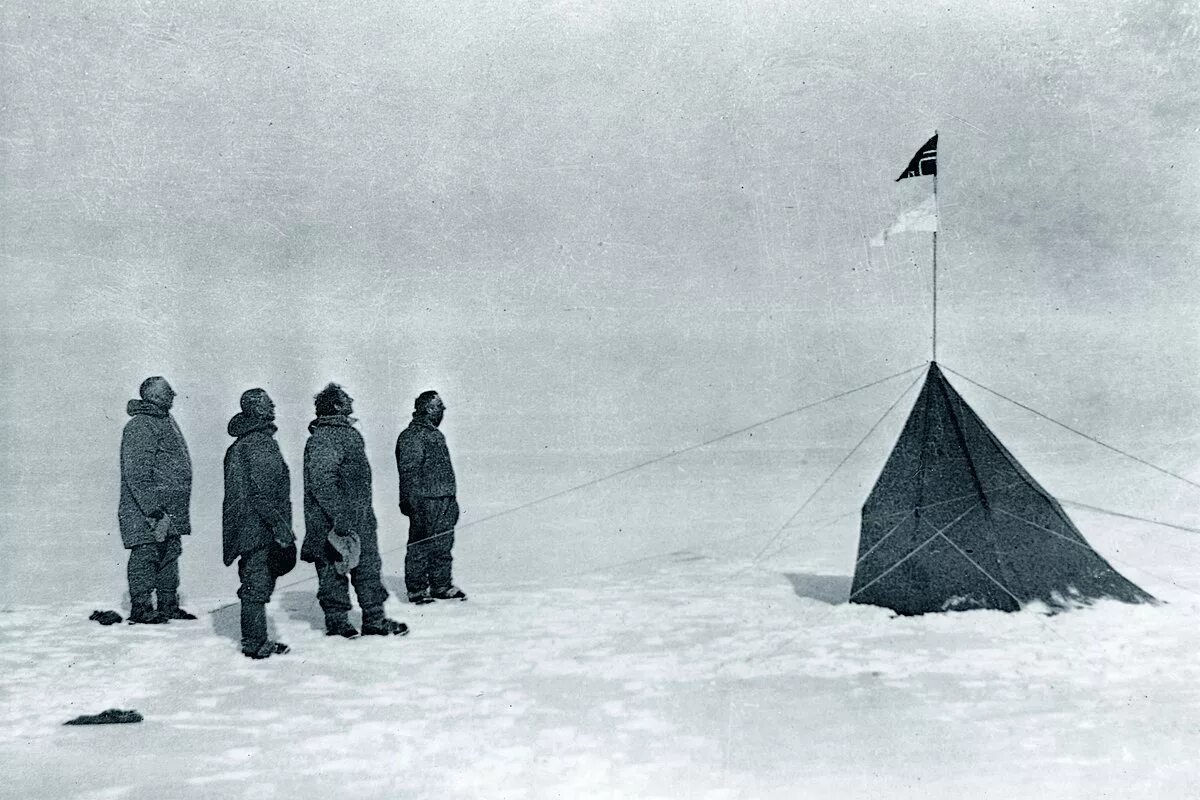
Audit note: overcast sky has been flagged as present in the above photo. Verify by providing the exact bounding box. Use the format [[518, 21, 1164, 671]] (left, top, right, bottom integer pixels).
[[2, 0, 1197, 598]]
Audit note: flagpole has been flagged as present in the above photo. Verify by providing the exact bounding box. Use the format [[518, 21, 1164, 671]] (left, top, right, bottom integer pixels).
[[932, 171, 938, 363], [889, 131, 940, 362]]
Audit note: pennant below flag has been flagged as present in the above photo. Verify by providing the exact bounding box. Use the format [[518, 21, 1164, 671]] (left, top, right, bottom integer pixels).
[[870, 196, 938, 246], [896, 134, 937, 181]]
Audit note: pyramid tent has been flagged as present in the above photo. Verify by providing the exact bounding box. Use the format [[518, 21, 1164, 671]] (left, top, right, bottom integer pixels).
[[850, 363, 1154, 615]]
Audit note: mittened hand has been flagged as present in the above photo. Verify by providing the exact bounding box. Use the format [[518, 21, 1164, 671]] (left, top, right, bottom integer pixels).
[[150, 513, 173, 542], [328, 530, 362, 575]]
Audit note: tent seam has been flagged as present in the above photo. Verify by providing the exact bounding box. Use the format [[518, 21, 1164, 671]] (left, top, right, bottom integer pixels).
[[993, 508, 1094, 553], [851, 502, 980, 599], [938, 532, 1022, 610], [858, 479, 1031, 565]]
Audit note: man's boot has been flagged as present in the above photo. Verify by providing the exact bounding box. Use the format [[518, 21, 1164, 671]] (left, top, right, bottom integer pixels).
[[243, 602, 290, 659], [407, 589, 435, 605], [158, 591, 197, 621], [324, 614, 359, 638], [361, 608, 410, 637], [431, 585, 467, 601], [245, 641, 291, 660], [128, 595, 167, 624]]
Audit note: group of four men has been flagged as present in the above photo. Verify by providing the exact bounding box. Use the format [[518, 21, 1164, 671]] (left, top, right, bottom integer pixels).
[[118, 376, 465, 659]]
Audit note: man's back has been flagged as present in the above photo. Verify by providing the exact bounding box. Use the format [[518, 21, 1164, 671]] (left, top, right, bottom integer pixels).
[[301, 416, 375, 562], [223, 417, 290, 567], [395, 419, 456, 503], [119, 400, 192, 545]]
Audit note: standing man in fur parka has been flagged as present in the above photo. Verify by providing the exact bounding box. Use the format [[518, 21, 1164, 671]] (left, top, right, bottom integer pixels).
[[300, 383, 409, 639], [395, 390, 466, 604], [118, 376, 195, 624], [223, 388, 294, 659]]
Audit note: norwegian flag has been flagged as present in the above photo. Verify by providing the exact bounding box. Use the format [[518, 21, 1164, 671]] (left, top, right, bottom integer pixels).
[[895, 134, 937, 181]]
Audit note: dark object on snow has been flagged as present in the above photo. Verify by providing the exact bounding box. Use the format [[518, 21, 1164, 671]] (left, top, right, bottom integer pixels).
[[64, 709, 143, 725], [362, 618, 409, 636], [89, 610, 123, 626], [408, 590, 435, 605], [851, 363, 1155, 615]]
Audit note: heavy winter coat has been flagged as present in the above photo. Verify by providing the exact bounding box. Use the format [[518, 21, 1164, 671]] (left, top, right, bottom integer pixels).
[[301, 416, 378, 563], [119, 400, 193, 548], [222, 413, 293, 567], [395, 417, 457, 512]]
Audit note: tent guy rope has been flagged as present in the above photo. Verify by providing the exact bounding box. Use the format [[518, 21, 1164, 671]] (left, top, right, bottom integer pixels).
[[750, 369, 928, 563], [940, 364, 1200, 492]]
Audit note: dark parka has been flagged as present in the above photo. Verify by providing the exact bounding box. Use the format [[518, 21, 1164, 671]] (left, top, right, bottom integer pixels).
[[301, 416, 378, 563], [222, 413, 293, 567], [119, 400, 193, 548], [395, 417, 457, 512]]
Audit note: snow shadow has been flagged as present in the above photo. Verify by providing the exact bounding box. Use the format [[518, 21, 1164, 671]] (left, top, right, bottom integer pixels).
[[782, 573, 852, 605], [210, 594, 308, 644], [279, 590, 328, 632], [383, 575, 408, 603], [209, 602, 241, 643]]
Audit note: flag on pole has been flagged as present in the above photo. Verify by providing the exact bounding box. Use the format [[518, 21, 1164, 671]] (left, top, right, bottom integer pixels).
[[869, 195, 938, 246], [895, 134, 937, 181]]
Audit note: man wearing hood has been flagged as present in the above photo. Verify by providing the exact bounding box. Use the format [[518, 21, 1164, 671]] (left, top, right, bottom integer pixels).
[[396, 390, 466, 604], [223, 388, 294, 659], [300, 383, 408, 638], [118, 376, 195, 624]]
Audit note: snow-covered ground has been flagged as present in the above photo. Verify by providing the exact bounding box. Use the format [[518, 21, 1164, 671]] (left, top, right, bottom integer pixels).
[[3, 520, 1199, 800]]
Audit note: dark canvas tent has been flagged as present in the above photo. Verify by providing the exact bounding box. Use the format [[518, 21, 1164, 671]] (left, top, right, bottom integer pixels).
[[850, 363, 1154, 615]]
